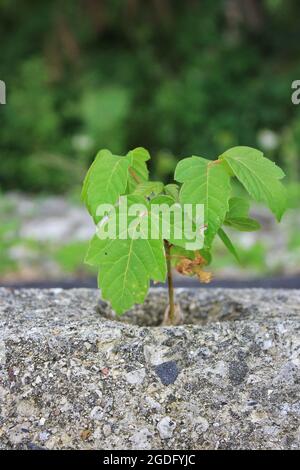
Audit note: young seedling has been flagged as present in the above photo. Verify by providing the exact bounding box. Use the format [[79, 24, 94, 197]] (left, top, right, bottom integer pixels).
[[82, 146, 287, 325]]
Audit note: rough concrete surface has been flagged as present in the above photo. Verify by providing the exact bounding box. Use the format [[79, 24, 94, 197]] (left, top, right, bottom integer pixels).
[[0, 287, 299, 450]]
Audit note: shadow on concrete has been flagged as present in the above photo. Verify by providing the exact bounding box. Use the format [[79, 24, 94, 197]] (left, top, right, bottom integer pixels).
[[1, 276, 300, 289]]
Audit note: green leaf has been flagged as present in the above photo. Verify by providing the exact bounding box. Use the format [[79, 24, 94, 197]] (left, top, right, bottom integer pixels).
[[175, 157, 232, 247], [218, 227, 240, 263], [219, 146, 286, 221], [164, 184, 180, 202], [82, 147, 152, 223], [133, 181, 164, 198], [224, 197, 261, 231], [224, 217, 261, 231], [81, 149, 129, 222], [126, 147, 150, 192], [226, 197, 250, 219], [85, 196, 166, 314], [150, 194, 204, 250]]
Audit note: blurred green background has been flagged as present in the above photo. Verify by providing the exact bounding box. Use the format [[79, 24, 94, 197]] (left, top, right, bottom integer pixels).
[[0, 0, 300, 284]]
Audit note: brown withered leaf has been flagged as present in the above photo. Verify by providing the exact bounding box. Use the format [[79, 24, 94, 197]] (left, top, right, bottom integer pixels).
[[174, 252, 212, 284], [195, 269, 212, 283]]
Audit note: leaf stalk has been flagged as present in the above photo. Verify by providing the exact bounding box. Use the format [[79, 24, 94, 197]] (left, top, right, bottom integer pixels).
[[164, 240, 175, 324]]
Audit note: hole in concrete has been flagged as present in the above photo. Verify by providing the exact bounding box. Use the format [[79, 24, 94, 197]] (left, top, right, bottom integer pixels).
[[96, 290, 251, 327]]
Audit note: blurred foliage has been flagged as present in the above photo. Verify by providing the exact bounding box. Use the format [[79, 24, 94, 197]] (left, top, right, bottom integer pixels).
[[53, 241, 96, 274], [288, 231, 300, 251], [286, 182, 300, 208], [0, 193, 18, 274], [1, 0, 300, 193], [211, 239, 267, 274]]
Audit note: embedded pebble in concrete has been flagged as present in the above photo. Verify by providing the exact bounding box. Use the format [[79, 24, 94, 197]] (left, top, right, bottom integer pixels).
[[155, 361, 179, 385], [125, 369, 146, 385], [0, 287, 300, 450], [157, 417, 176, 439]]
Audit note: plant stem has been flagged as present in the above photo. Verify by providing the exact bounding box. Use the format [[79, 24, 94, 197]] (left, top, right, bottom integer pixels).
[[129, 167, 175, 323], [164, 240, 175, 324]]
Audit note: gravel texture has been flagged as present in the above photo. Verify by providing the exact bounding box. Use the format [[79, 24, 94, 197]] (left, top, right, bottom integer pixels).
[[0, 287, 300, 450]]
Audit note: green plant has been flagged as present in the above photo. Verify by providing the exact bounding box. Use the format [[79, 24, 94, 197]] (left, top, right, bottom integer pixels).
[[82, 146, 286, 324]]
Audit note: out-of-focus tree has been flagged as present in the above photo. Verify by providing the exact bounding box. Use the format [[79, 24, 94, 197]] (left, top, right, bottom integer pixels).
[[0, 0, 300, 192]]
